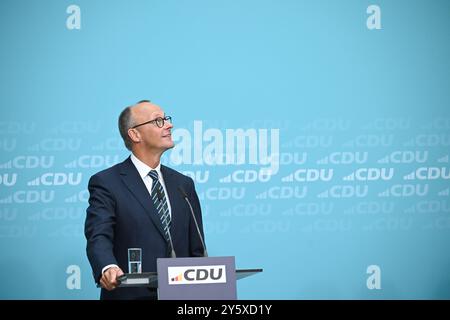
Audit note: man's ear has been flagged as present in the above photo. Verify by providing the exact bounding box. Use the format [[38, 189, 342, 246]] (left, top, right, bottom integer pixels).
[[128, 128, 140, 143]]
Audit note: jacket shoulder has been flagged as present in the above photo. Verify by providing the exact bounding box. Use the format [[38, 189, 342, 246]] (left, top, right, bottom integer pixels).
[[161, 165, 193, 184], [89, 158, 128, 181]]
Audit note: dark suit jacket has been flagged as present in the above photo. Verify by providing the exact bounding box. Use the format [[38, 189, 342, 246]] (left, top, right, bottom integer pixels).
[[84, 157, 205, 300]]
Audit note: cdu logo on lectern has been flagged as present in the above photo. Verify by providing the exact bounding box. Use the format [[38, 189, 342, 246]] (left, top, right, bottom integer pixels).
[[167, 265, 227, 285]]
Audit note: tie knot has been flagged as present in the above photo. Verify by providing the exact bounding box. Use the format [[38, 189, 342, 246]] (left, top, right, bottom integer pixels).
[[148, 170, 159, 181]]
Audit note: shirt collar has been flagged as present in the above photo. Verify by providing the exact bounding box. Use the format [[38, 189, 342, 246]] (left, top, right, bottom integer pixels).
[[130, 153, 162, 179]]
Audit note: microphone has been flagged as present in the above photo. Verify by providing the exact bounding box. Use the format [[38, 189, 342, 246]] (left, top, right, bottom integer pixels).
[[166, 226, 177, 259], [178, 187, 208, 257], [156, 188, 176, 258]]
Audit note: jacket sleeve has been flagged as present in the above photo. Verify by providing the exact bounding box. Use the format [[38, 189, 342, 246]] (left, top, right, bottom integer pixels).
[[84, 173, 118, 283]]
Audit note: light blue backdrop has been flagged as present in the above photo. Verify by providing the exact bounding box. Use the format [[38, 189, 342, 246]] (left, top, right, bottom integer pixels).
[[1, 0, 449, 299]]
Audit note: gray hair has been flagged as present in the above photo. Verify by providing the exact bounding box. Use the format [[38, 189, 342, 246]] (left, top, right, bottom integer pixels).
[[118, 100, 151, 151], [118, 106, 134, 151]]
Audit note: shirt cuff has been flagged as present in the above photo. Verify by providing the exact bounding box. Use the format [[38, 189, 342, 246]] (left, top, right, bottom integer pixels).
[[102, 264, 119, 275]]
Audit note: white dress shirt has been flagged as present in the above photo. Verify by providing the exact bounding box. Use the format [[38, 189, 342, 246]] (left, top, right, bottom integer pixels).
[[129, 153, 172, 218]]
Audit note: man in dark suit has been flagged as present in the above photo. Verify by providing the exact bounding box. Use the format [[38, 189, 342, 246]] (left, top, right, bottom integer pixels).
[[85, 100, 206, 300]]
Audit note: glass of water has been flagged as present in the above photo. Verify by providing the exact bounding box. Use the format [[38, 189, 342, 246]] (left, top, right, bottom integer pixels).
[[128, 248, 142, 273]]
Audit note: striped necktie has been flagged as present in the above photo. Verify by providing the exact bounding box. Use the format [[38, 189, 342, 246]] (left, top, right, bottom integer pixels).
[[148, 170, 171, 243]]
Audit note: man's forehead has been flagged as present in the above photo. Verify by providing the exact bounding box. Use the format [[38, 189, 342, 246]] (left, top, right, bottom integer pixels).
[[132, 102, 164, 116]]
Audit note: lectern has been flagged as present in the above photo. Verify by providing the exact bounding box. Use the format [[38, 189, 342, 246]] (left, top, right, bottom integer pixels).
[[116, 256, 262, 300]]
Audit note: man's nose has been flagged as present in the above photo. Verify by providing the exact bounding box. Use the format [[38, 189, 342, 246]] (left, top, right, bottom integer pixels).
[[165, 121, 173, 129]]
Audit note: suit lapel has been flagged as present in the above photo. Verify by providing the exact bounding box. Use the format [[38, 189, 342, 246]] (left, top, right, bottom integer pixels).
[[119, 157, 166, 240]]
